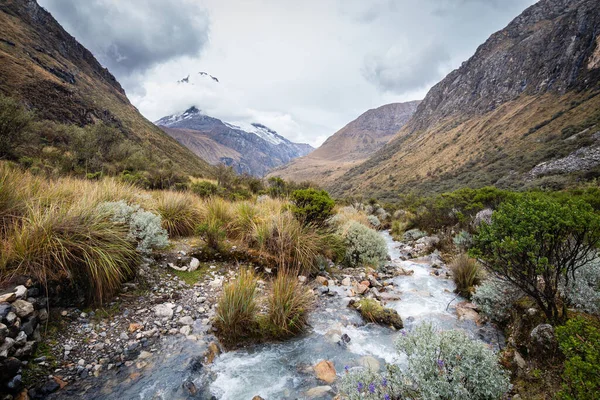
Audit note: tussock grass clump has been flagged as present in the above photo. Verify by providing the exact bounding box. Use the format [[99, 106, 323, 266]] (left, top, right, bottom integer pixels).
[[261, 211, 321, 273], [154, 191, 201, 237], [265, 271, 314, 338], [0, 163, 29, 233], [450, 253, 481, 298], [327, 205, 371, 228], [3, 204, 139, 303], [214, 268, 259, 346]]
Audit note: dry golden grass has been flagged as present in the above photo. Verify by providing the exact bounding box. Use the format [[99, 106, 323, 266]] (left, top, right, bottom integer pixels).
[[266, 270, 314, 338], [152, 191, 202, 237]]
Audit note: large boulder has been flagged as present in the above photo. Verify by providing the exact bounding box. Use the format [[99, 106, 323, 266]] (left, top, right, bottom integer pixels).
[[529, 324, 558, 359], [349, 299, 403, 329], [314, 360, 336, 383]]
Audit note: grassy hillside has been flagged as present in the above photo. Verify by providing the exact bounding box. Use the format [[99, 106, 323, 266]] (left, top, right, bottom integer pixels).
[[331, 0, 600, 201], [269, 102, 419, 186], [0, 0, 213, 181], [333, 91, 600, 201]]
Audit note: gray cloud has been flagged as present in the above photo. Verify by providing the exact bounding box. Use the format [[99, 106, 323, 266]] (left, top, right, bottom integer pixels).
[[362, 42, 451, 93], [39, 0, 209, 84]]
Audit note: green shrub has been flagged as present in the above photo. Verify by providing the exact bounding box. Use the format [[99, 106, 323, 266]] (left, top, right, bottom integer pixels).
[[556, 317, 600, 399], [0, 94, 33, 159], [196, 217, 227, 250], [449, 254, 481, 298], [340, 323, 510, 399], [453, 230, 473, 251], [339, 221, 388, 267], [97, 201, 169, 254], [191, 181, 219, 198], [319, 232, 347, 264], [470, 194, 600, 323], [290, 188, 335, 225]]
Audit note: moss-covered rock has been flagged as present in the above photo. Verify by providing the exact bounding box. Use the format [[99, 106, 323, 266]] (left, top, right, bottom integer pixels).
[[349, 298, 403, 329]]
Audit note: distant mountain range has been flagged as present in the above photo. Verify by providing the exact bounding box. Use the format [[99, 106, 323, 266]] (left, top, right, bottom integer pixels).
[[329, 0, 600, 200], [155, 106, 313, 177], [269, 101, 420, 185]]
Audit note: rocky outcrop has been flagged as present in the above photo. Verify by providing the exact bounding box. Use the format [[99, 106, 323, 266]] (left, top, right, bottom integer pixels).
[[0, 282, 47, 394], [156, 107, 313, 177], [333, 0, 600, 198]]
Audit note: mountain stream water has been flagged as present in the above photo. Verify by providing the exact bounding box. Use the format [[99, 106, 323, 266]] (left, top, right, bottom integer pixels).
[[54, 231, 503, 400]]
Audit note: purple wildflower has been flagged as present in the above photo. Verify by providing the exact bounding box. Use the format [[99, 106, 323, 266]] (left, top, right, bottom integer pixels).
[[382, 378, 388, 387], [384, 395, 391, 400], [369, 383, 376, 393], [345, 365, 349, 372], [400, 330, 407, 336], [437, 359, 445, 368], [357, 382, 363, 392]]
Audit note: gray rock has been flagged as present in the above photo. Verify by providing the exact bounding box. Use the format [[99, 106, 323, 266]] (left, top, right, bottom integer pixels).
[[12, 300, 34, 318], [0, 292, 16, 303], [14, 285, 27, 299], [154, 304, 174, 319], [14, 331, 27, 346], [0, 323, 7, 342], [179, 316, 194, 326], [188, 257, 200, 272], [529, 323, 557, 358], [0, 303, 13, 320]]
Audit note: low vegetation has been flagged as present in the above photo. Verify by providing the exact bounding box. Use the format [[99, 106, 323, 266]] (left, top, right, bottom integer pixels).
[[449, 253, 481, 298], [340, 323, 510, 399]]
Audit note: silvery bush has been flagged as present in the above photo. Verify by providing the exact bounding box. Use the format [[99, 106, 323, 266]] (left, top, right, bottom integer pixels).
[[97, 201, 168, 254], [367, 214, 381, 229], [472, 277, 523, 323], [561, 256, 600, 315], [340, 221, 387, 267], [340, 323, 510, 400]]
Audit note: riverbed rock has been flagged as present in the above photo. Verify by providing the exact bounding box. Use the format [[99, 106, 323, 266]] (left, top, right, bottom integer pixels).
[[356, 284, 369, 295], [14, 286, 27, 299], [359, 356, 380, 371], [0, 292, 16, 303], [455, 302, 481, 323], [12, 300, 34, 318], [341, 277, 351, 286], [395, 268, 414, 276], [179, 316, 194, 326], [251, 396, 265, 400], [314, 360, 336, 383], [188, 258, 200, 272], [306, 385, 332, 398], [153, 304, 174, 319], [168, 263, 187, 272], [204, 342, 221, 364], [315, 276, 328, 286], [349, 299, 403, 329]]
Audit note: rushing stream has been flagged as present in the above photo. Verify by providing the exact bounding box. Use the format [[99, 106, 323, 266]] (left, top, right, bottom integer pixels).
[[53, 231, 503, 400]]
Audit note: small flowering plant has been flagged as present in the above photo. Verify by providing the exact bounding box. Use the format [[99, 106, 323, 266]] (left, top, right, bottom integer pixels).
[[339, 364, 406, 399], [339, 323, 510, 399]]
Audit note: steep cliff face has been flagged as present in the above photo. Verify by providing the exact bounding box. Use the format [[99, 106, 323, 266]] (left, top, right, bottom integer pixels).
[[156, 107, 313, 177], [269, 101, 419, 185], [333, 0, 600, 200], [0, 0, 213, 176]]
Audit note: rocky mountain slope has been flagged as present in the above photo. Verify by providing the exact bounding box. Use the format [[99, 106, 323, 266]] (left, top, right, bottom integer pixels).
[[332, 0, 600, 200], [0, 0, 212, 177], [269, 101, 420, 185], [156, 107, 313, 177]]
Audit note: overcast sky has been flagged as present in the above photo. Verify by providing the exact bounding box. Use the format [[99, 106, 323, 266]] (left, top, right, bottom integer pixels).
[[39, 0, 537, 147]]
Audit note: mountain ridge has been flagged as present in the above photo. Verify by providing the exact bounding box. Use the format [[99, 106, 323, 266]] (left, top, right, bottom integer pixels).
[[155, 106, 313, 177], [268, 101, 420, 185], [331, 0, 600, 200], [0, 0, 213, 178]]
